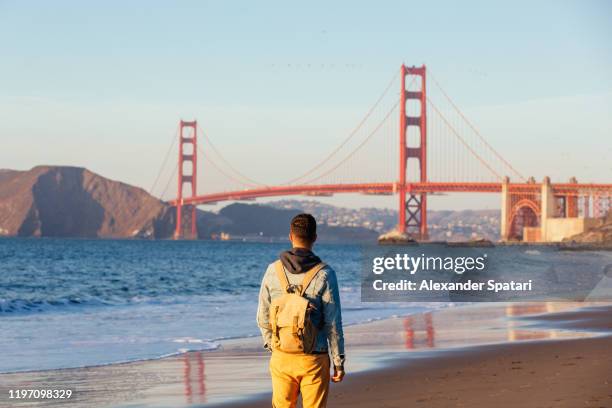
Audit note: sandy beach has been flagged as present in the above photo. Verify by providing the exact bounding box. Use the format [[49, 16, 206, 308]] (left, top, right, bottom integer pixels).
[[248, 336, 610, 408], [1, 302, 610, 408], [217, 306, 612, 408]]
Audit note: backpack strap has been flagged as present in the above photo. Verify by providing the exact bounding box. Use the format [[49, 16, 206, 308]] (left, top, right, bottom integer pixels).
[[299, 263, 326, 296], [274, 260, 291, 294]]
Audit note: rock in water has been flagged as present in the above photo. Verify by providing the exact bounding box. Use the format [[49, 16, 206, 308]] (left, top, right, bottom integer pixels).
[[377, 229, 418, 245]]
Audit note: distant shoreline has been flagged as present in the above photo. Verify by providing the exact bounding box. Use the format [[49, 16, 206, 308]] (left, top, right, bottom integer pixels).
[[2, 236, 611, 251]]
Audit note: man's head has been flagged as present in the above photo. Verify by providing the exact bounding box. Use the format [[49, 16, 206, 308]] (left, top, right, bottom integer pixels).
[[289, 213, 317, 249]]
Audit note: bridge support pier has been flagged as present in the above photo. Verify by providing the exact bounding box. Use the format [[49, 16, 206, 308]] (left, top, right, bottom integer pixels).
[[398, 64, 428, 240], [174, 120, 199, 240]]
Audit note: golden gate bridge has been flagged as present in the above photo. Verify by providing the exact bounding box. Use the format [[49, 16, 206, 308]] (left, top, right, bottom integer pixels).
[[149, 64, 612, 241]]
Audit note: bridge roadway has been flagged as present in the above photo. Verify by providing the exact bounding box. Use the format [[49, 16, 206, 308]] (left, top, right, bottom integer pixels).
[[169, 182, 612, 206]]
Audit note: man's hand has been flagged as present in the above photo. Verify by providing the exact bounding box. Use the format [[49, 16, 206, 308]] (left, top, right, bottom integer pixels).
[[331, 366, 345, 383]]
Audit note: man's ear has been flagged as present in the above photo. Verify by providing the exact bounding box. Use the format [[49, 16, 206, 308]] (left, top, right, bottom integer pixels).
[[288, 232, 293, 244], [312, 233, 317, 244]]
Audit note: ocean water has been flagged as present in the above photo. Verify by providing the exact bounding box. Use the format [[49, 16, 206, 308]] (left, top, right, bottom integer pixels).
[[0, 239, 436, 373], [2, 239, 609, 374]]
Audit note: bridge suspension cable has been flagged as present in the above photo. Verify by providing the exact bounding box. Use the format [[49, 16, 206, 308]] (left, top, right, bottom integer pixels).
[[197, 143, 262, 189], [155, 128, 258, 201], [427, 97, 502, 180], [197, 125, 266, 187], [428, 70, 525, 181], [170, 70, 403, 191], [160, 161, 179, 201], [280, 69, 400, 185], [149, 124, 179, 196], [288, 74, 415, 185], [302, 99, 400, 185]]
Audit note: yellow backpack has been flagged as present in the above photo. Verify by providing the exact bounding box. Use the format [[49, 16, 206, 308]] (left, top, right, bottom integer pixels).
[[270, 260, 326, 353]]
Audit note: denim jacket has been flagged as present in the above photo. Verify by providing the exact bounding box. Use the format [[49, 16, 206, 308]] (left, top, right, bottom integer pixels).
[[256, 261, 346, 368]]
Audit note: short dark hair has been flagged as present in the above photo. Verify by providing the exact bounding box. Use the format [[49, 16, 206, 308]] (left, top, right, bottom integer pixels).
[[290, 213, 317, 242]]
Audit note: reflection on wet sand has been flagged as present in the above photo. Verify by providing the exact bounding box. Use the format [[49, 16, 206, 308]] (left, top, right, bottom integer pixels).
[[403, 312, 435, 349], [183, 352, 206, 405], [506, 303, 558, 341], [397, 303, 582, 352], [345, 302, 594, 357], [0, 302, 604, 408]]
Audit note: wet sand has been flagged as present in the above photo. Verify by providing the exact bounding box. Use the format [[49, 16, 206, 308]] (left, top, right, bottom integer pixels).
[[219, 328, 612, 408], [1, 303, 610, 407]]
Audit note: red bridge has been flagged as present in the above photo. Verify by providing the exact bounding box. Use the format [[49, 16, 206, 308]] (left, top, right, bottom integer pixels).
[[150, 64, 612, 241]]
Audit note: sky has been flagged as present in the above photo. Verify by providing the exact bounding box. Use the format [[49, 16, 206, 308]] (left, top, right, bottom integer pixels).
[[1, 0, 611, 211]]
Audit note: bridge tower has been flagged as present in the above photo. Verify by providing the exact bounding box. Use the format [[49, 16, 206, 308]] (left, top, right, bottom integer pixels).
[[174, 120, 198, 239], [398, 64, 428, 239]]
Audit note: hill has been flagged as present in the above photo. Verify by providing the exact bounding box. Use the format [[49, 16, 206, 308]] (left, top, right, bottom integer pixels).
[[0, 167, 378, 241], [0, 166, 174, 238], [200, 203, 378, 242]]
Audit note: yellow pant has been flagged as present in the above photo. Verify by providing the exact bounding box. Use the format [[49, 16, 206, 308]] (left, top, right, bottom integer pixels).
[[269, 350, 330, 408]]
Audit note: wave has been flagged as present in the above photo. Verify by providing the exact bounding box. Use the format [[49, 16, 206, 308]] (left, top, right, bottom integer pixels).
[[0, 290, 263, 316], [0, 306, 445, 375], [171, 337, 221, 354], [0, 340, 223, 375], [0, 295, 192, 315], [0, 297, 111, 315]]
